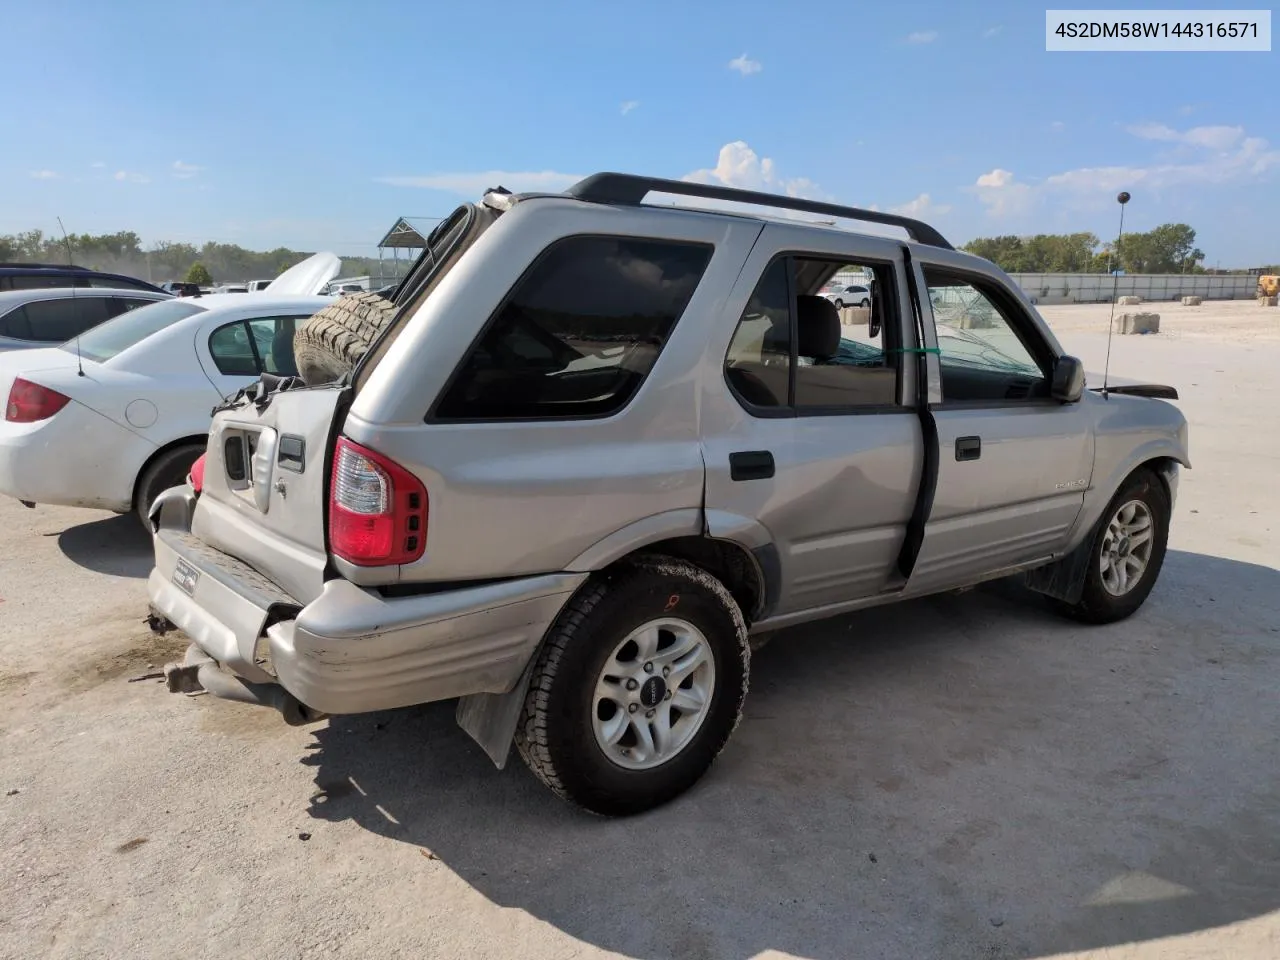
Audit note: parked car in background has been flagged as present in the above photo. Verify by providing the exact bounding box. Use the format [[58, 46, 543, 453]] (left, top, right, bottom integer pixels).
[[0, 287, 171, 353], [0, 253, 340, 523], [246, 280, 273, 292], [822, 282, 872, 309], [1, 262, 165, 295], [214, 284, 249, 294], [159, 281, 203, 297]]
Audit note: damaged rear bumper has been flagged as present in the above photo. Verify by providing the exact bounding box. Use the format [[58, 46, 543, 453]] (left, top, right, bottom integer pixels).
[[146, 486, 585, 722]]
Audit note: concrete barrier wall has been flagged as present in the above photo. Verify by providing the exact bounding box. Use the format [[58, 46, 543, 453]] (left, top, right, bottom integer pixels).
[[1008, 273, 1257, 304]]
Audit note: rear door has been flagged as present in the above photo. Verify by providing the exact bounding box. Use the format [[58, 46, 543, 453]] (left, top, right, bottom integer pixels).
[[906, 263, 1093, 593], [701, 223, 924, 616]]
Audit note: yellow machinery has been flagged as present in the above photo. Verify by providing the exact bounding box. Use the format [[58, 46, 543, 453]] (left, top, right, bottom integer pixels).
[[1258, 275, 1279, 298]]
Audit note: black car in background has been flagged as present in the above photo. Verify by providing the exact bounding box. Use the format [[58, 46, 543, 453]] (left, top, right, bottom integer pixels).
[[0, 262, 165, 294]]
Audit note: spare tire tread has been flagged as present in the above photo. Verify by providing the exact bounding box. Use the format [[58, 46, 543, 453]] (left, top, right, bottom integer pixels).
[[293, 291, 398, 385]]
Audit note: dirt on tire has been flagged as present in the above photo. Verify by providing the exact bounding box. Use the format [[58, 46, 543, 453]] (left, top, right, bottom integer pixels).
[[293, 291, 398, 385]]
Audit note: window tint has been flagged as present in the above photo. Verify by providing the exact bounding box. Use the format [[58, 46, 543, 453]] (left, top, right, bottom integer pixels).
[[434, 236, 713, 420], [87, 276, 151, 291], [8, 274, 90, 291], [725, 257, 899, 413], [924, 270, 1047, 402], [209, 321, 260, 375], [21, 296, 112, 342], [0, 306, 34, 340], [69, 298, 205, 363]]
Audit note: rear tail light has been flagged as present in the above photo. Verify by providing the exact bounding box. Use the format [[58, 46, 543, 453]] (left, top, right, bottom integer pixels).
[[329, 436, 427, 566], [5, 378, 71, 423]]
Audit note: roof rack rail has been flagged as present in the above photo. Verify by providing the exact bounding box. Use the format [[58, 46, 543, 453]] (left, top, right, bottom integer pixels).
[[0, 262, 86, 270], [565, 173, 953, 250]]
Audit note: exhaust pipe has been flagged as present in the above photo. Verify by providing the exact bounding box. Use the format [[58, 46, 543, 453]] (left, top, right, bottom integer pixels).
[[164, 644, 325, 727]]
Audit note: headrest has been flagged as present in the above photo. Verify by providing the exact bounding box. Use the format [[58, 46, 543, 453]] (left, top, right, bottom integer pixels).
[[796, 295, 840, 360]]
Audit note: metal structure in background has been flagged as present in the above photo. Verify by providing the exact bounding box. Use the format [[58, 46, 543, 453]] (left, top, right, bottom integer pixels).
[[376, 217, 442, 287], [1009, 271, 1258, 304]]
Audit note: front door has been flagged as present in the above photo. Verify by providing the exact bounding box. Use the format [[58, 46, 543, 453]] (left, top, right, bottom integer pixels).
[[701, 224, 924, 618], [906, 265, 1094, 593]]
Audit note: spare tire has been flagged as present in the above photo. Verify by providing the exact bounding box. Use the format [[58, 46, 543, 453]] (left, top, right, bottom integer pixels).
[[293, 291, 399, 385]]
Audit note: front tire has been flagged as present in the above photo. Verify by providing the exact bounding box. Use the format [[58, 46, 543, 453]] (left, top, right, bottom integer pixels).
[[833, 299, 845, 310], [1059, 468, 1170, 624], [515, 556, 750, 816]]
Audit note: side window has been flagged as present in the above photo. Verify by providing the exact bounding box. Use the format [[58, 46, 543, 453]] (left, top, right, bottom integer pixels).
[[924, 270, 1048, 402], [725, 259, 791, 408], [108, 297, 157, 317], [247, 316, 303, 377], [433, 236, 713, 421], [0, 306, 34, 340], [725, 257, 900, 413], [20, 296, 111, 342], [208, 321, 259, 375], [88, 276, 148, 290]]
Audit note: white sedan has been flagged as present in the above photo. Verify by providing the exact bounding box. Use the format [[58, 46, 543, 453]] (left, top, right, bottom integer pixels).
[[0, 254, 340, 524]]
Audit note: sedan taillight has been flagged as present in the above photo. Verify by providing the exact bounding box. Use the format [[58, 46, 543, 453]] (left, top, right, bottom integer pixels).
[[329, 437, 427, 566], [5, 378, 70, 423]]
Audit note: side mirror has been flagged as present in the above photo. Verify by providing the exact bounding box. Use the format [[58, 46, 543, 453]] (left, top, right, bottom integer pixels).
[[1051, 355, 1085, 403]]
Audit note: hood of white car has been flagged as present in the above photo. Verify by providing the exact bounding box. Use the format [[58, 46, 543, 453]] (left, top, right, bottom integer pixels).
[[265, 252, 342, 296]]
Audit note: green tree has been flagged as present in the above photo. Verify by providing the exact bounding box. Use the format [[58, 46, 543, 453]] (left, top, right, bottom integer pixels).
[[184, 262, 213, 286]]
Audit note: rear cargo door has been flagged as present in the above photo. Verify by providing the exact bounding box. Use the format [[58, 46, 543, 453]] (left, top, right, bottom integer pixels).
[[191, 382, 347, 604]]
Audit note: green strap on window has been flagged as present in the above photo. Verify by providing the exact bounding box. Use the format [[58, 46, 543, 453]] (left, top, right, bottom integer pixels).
[[892, 347, 942, 356]]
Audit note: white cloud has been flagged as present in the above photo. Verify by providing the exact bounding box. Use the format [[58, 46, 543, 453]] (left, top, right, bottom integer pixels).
[[971, 124, 1280, 220], [906, 31, 938, 44], [1127, 122, 1244, 151], [889, 193, 951, 216], [727, 53, 762, 75], [113, 170, 150, 184], [29, 170, 60, 180], [976, 168, 1014, 188], [620, 100, 639, 116], [982, 25, 1002, 38], [377, 170, 584, 194], [90, 161, 106, 169], [683, 141, 828, 201], [1050, 120, 1066, 132], [172, 160, 203, 179]]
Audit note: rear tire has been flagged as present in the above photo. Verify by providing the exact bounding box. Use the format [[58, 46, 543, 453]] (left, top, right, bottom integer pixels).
[[1057, 468, 1170, 624], [516, 555, 750, 816], [293, 290, 398, 386], [135, 443, 204, 527]]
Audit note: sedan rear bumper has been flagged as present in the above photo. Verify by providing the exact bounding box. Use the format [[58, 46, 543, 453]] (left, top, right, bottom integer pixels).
[[147, 487, 585, 715]]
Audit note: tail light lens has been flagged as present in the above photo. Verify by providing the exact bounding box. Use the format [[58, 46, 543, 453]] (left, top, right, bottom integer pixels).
[[5, 378, 71, 423], [329, 437, 427, 566]]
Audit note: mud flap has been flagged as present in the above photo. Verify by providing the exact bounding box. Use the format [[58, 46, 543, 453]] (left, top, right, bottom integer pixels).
[[455, 656, 538, 769], [1021, 528, 1094, 604]]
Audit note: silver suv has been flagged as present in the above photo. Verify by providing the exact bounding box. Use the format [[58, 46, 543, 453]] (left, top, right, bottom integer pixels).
[[146, 174, 1189, 816]]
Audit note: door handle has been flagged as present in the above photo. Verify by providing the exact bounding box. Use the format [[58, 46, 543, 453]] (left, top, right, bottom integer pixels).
[[955, 436, 981, 462], [729, 450, 775, 481]]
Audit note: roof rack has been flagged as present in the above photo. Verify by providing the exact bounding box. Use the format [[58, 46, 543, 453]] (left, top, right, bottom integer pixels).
[[0, 262, 87, 270], [565, 173, 953, 250]]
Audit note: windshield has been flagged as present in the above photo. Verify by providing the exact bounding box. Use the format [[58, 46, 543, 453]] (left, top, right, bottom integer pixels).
[[62, 299, 205, 363]]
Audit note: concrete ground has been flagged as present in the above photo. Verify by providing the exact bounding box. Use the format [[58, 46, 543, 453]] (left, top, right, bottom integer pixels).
[[1, 300, 1278, 960]]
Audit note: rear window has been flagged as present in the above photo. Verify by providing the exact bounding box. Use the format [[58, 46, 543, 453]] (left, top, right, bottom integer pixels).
[[67, 299, 206, 362], [433, 236, 713, 421]]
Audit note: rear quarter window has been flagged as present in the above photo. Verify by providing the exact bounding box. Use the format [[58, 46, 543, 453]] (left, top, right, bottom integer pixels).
[[433, 235, 713, 421]]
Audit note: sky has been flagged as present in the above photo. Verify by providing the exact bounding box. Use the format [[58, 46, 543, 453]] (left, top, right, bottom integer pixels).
[[1, 0, 1276, 266]]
